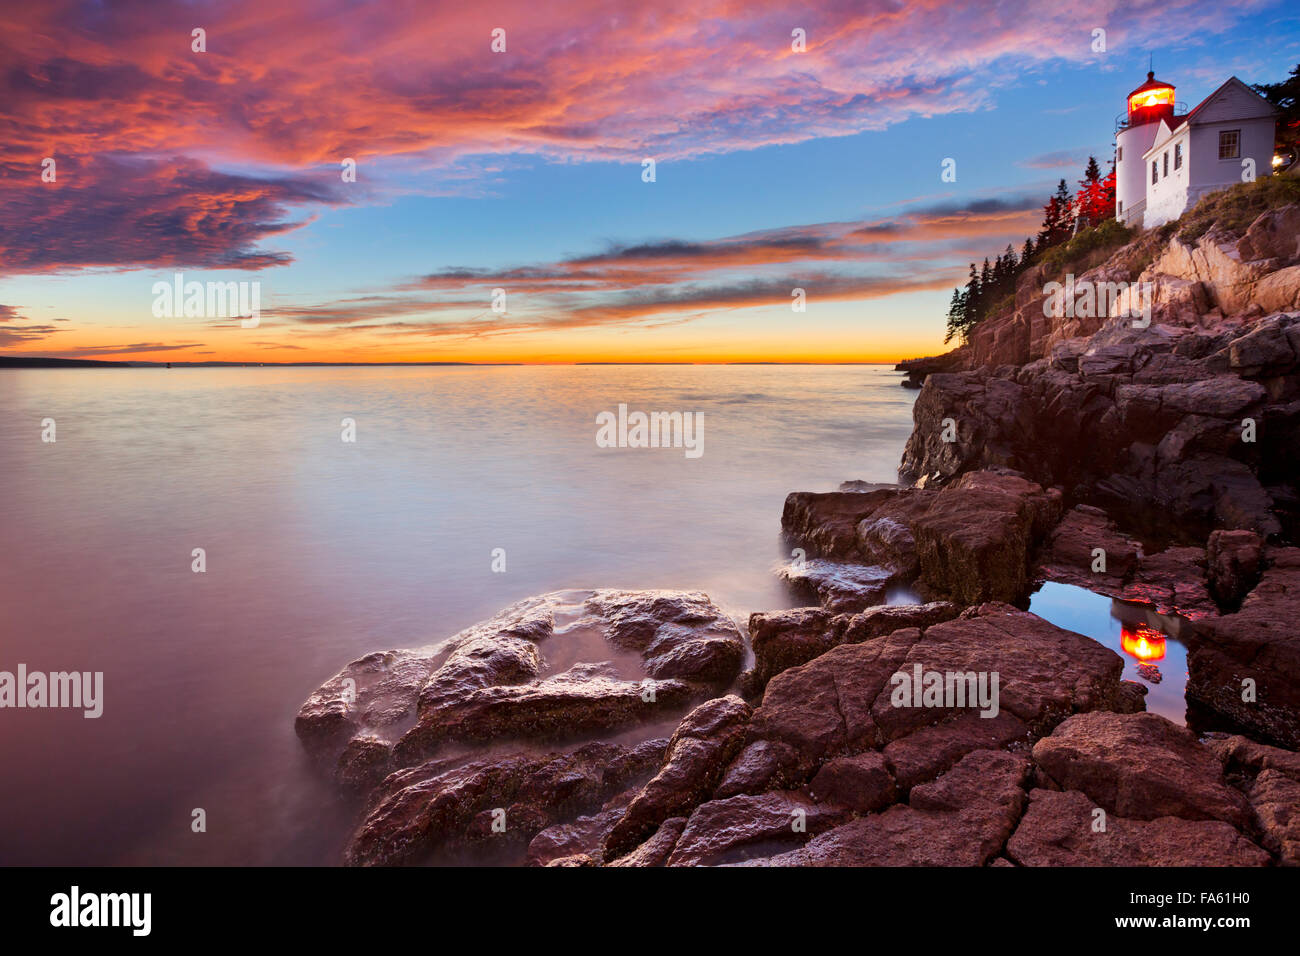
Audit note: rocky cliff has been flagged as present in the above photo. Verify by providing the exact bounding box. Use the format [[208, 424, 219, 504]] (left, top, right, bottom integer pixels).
[[901, 204, 1300, 544]]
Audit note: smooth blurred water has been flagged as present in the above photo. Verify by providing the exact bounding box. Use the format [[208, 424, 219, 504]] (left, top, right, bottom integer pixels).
[[0, 364, 917, 864]]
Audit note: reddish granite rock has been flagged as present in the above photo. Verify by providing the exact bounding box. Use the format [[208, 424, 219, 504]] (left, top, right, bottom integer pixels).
[[1250, 770, 1300, 866], [1188, 549, 1300, 748], [882, 711, 1032, 791], [526, 791, 637, 867], [295, 590, 743, 778], [1036, 505, 1141, 592], [1031, 711, 1251, 827], [713, 740, 802, 798], [781, 489, 898, 559], [910, 471, 1062, 604], [1204, 733, 1300, 867], [841, 601, 963, 644], [604, 696, 752, 859], [854, 491, 938, 576], [1122, 546, 1217, 620], [746, 607, 845, 695], [1007, 789, 1269, 866], [777, 559, 894, 613], [1207, 529, 1264, 610], [1206, 733, 1300, 780], [869, 604, 1127, 742], [746, 629, 919, 775], [295, 646, 445, 768], [606, 817, 687, 868], [749, 605, 1127, 779], [745, 601, 959, 695], [665, 791, 852, 866], [345, 738, 667, 866], [749, 750, 1029, 867], [808, 752, 897, 812]]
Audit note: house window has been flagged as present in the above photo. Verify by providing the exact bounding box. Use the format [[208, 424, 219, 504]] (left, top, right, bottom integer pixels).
[[1163, 151, 1169, 177], [1152, 160, 1159, 184], [1117, 146, 1123, 161], [1118, 200, 1123, 214], [1219, 130, 1240, 159], [1174, 143, 1183, 170]]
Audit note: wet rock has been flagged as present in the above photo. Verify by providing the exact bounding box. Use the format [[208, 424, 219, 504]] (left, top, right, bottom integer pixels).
[[1031, 711, 1251, 827], [298, 590, 744, 782], [781, 489, 898, 559], [808, 752, 896, 812], [1036, 505, 1141, 592], [714, 740, 802, 797], [748, 605, 1126, 780], [1007, 789, 1269, 866], [746, 601, 960, 695], [748, 750, 1029, 867], [1136, 663, 1162, 684], [1188, 549, 1300, 749], [910, 471, 1062, 604], [665, 791, 852, 866], [854, 491, 938, 576], [295, 646, 444, 768], [777, 559, 894, 613], [1122, 546, 1217, 620], [604, 696, 752, 859], [1207, 529, 1264, 609], [882, 711, 1031, 791], [606, 817, 687, 867], [526, 792, 636, 867], [345, 738, 667, 866]]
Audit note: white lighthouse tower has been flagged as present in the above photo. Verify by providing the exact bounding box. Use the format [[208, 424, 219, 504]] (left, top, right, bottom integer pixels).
[[1115, 71, 1181, 226]]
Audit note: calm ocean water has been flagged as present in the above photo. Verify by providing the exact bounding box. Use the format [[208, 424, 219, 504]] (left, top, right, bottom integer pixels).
[[0, 364, 919, 864]]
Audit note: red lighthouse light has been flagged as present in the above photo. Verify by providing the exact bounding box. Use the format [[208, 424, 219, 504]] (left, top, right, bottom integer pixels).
[[1126, 71, 1176, 127]]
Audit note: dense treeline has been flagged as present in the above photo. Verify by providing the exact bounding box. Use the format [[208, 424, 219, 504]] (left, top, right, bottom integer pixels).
[[944, 157, 1115, 344]]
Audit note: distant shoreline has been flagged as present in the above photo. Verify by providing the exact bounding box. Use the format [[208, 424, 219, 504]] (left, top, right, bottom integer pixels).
[[1, 357, 903, 369]]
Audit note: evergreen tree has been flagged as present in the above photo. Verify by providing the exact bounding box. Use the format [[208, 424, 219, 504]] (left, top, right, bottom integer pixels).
[[1252, 63, 1300, 158]]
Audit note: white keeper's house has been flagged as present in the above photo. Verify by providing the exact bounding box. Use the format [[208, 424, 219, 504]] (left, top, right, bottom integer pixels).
[[1115, 71, 1279, 229]]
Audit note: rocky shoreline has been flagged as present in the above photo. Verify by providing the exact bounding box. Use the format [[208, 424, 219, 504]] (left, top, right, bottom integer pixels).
[[296, 204, 1300, 867]]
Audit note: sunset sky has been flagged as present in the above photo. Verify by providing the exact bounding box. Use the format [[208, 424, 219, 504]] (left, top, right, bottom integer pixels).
[[2, 0, 1298, 364]]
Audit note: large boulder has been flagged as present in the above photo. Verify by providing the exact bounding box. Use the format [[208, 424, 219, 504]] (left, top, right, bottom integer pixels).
[[1031, 711, 1251, 827], [344, 739, 666, 866], [910, 471, 1062, 604], [297, 589, 744, 782], [746, 604, 1127, 780], [744, 601, 960, 695]]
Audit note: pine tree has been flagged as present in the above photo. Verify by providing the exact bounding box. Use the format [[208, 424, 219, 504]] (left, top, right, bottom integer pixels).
[[944, 288, 964, 344]]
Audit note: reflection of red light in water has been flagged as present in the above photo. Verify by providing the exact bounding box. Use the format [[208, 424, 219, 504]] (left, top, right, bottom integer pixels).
[[1121, 624, 1166, 662]]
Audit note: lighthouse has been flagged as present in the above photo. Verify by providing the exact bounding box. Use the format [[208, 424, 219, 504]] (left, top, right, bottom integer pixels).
[[1115, 71, 1180, 226]]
